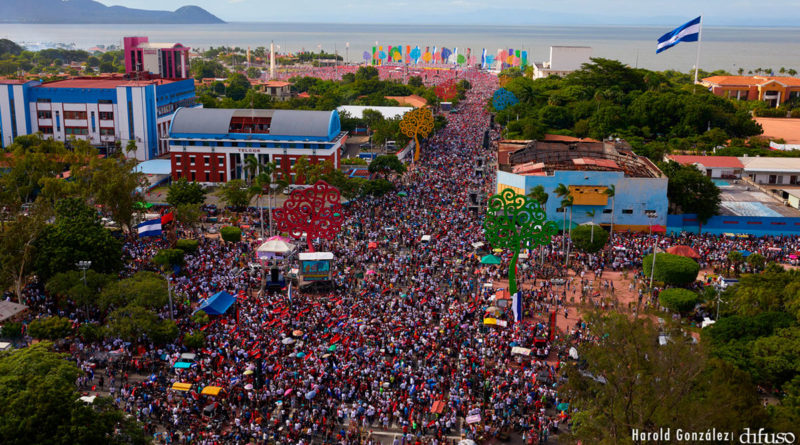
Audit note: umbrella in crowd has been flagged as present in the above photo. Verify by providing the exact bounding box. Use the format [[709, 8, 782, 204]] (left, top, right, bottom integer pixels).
[[666, 245, 700, 258], [480, 254, 501, 265]]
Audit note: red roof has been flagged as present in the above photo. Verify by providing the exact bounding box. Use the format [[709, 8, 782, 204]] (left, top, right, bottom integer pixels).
[[543, 134, 600, 143], [668, 155, 743, 169], [703, 75, 800, 87], [38, 77, 178, 89]]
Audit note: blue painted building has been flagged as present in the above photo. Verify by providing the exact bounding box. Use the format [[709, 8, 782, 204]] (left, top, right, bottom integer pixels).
[[0, 76, 196, 160], [496, 137, 668, 231], [167, 108, 347, 184]]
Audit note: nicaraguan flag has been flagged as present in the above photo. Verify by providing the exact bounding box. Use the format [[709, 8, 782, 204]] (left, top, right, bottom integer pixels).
[[137, 218, 162, 237], [481, 48, 487, 68], [657, 16, 701, 53], [511, 292, 522, 323]]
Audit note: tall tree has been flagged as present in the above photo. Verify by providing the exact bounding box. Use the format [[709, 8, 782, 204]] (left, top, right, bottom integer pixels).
[[216, 179, 252, 210], [33, 198, 122, 281], [78, 155, 146, 236], [564, 313, 765, 444], [0, 343, 149, 445], [166, 178, 207, 207], [0, 202, 49, 302], [604, 184, 616, 235], [659, 161, 721, 227]]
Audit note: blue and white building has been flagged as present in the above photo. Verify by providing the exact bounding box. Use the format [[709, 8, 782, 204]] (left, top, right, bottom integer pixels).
[[0, 76, 196, 160], [167, 108, 347, 184], [496, 137, 668, 231]]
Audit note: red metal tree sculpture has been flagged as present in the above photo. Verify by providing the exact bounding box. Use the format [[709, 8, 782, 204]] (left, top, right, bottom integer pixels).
[[272, 180, 344, 252], [434, 79, 458, 101]]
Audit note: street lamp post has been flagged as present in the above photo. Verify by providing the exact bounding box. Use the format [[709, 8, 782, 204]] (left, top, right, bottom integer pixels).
[[76, 260, 91, 318], [648, 213, 658, 290]]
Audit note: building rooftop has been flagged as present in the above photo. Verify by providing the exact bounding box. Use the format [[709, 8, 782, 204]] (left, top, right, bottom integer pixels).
[[502, 136, 662, 178], [255, 80, 291, 88], [668, 155, 744, 169], [385, 94, 428, 108], [739, 156, 800, 173], [37, 76, 179, 89], [337, 105, 412, 120], [702, 75, 800, 87], [755, 117, 800, 144], [170, 108, 341, 140]]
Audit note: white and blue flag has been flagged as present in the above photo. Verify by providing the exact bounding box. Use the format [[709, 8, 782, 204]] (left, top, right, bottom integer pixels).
[[137, 218, 162, 237], [657, 16, 701, 54], [511, 292, 522, 323]]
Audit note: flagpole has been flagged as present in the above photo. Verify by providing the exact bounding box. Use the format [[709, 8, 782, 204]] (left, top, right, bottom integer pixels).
[[694, 14, 703, 84]]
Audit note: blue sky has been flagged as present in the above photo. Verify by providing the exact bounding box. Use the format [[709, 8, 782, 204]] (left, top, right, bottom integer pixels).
[[97, 0, 800, 25]]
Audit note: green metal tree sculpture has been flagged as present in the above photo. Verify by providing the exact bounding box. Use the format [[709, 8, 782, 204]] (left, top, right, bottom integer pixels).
[[483, 188, 559, 296]]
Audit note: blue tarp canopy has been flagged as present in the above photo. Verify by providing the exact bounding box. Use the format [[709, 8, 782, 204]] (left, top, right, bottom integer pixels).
[[197, 291, 235, 316]]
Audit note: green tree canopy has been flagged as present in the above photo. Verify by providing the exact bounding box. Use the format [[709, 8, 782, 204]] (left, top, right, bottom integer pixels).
[[216, 179, 252, 210], [642, 252, 700, 287], [105, 305, 178, 345], [0, 343, 149, 445], [166, 178, 207, 207], [367, 155, 406, 178], [659, 161, 721, 224], [33, 198, 122, 281], [658, 288, 700, 314], [27, 316, 72, 340], [99, 271, 168, 311], [571, 224, 609, 253], [220, 226, 242, 243], [564, 313, 766, 444]]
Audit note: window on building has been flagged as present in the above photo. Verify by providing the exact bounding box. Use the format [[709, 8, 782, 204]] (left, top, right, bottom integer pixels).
[[205, 172, 210, 182], [189, 156, 196, 165], [65, 127, 89, 135], [602, 209, 612, 214], [55, 111, 60, 131], [98, 99, 112, 104], [175, 155, 182, 165], [218, 157, 224, 167], [219, 172, 225, 182], [37, 110, 52, 119], [99, 111, 114, 120], [39, 126, 53, 134], [64, 111, 88, 120], [622, 209, 633, 214], [90, 111, 96, 132], [645, 209, 657, 217], [36, 98, 51, 103], [190, 171, 196, 181], [99, 128, 114, 136], [556, 207, 565, 213], [204, 156, 210, 166]]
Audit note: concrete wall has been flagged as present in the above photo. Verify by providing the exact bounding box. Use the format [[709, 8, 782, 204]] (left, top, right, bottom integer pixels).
[[668, 213, 800, 236], [496, 170, 668, 230]]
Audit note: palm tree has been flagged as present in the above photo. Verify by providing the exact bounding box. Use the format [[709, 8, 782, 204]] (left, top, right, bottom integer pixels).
[[789, 69, 798, 77], [561, 195, 574, 265], [586, 209, 596, 243], [554, 183, 570, 252], [604, 184, 616, 236], [527, 184, 548, 207], [737, 67, 744, 75], [243, 155, 262, 185]]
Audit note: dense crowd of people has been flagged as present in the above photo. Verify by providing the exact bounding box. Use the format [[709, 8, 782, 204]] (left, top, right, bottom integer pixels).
[[9, 65, 800, 445]]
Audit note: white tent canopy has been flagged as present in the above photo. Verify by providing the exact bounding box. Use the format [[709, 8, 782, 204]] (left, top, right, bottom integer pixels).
[[0, 301, 27, 322], [257, 236, 295, 259]]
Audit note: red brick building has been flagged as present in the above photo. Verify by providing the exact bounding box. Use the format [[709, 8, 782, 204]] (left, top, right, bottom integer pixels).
[[167, 108, 346, 184]]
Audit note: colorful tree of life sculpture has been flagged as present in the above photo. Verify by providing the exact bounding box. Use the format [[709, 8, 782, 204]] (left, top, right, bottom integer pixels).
[[399, 107, 435, 162], [483, 189, 558, 296], [273, 180, 344, 252], [492, 88, 519, 111]]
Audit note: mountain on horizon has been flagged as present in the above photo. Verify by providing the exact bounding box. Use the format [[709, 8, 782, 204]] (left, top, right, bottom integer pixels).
[[0, 0, 224, 24]]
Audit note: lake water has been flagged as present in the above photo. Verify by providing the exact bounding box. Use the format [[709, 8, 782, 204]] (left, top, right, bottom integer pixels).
[[3, 22, 800, 73]]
